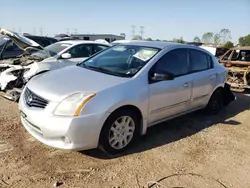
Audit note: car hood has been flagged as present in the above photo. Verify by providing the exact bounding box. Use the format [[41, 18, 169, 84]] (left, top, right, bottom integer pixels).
[[0, 28, 43, 51], [27, 66, 130, 102]]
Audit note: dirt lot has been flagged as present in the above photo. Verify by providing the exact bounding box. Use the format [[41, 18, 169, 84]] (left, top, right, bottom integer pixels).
[[0, 93, 250, 188]]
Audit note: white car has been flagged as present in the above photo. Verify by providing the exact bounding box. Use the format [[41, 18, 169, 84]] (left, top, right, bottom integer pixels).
[[111, 40, 131, 46], [23, 40, 110, 79], [19, 41, 235, 154], [0, 31, 110, 100]]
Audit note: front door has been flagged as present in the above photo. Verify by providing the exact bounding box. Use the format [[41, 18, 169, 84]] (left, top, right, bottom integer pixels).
[[58, 44, 92, 67], [148, 48, 192, 124]]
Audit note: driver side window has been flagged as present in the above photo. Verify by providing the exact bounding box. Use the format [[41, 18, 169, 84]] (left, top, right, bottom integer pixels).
[[67, 45, 92, 58], [154, 49, 189, 77]]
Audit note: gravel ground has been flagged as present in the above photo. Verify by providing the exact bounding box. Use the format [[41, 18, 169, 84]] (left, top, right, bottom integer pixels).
[[0, 93, 250, 188]]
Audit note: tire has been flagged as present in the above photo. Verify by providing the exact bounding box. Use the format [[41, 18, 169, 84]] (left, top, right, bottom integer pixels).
[[99, 109, 140, 155], [205, 90, 223, 115]]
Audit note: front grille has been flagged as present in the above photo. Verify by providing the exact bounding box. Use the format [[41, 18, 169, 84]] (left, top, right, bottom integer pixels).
[[24, 87, 49, 108]]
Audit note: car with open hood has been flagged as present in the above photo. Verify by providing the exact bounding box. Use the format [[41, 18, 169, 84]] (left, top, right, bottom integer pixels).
[[0, 28, 110, 101], [0, 28, 58, 60], [18, 41, 235, 155]]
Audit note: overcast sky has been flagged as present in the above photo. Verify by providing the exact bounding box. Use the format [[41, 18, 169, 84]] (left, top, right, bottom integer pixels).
[[1, 0, 250, 43]]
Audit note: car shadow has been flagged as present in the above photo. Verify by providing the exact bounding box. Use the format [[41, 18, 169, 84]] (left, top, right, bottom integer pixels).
[[81, 93, 250, 159]]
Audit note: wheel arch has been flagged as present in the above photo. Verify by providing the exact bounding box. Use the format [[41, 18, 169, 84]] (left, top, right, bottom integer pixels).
[[208, 85, 224, 100], [98, 104, 144, 145]]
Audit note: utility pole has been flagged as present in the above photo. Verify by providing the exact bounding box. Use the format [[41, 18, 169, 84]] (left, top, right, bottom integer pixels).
[[40, 27, 43, 36], [74, 29, 78, 35], [131, 25, 136, 38], [66, 28, 70, 35], [140, 26, 144, 40]]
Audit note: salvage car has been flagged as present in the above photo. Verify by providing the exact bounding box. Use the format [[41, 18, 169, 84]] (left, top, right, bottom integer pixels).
[[0, 30, 110, 101], [19, 41, 235, 154], [0, 31, 58, 60], [219, 46, 250, 92]]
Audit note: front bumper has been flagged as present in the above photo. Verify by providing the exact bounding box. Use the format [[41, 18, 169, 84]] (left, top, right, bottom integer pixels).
[[18, 91, 109, 151]]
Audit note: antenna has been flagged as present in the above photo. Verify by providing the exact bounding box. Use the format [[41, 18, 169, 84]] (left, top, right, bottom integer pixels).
[[131, 25, 136, 38], [140, 26, 144, 39]]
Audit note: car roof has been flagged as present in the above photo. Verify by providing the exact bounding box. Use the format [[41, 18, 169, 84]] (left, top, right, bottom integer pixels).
[[117, 40, 189, 49], [57, 40, 110, 46]]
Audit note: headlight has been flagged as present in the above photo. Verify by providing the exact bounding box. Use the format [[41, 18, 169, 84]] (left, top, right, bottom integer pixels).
[[54, 93, 96, 116]]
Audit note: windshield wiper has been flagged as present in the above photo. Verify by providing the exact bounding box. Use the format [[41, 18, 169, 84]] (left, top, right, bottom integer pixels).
[[81, 64, 129, 77]]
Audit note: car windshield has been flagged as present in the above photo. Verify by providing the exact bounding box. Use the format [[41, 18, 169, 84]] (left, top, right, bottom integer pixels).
[[77, 44, 160, 77], [31, 42, 72, 59]]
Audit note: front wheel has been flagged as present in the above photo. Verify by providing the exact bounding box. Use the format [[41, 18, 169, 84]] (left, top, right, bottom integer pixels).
[[99, 109, 140, 155]]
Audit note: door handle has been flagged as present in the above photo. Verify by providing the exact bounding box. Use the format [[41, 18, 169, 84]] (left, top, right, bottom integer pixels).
[[209, 74, 216, 79], [183, 83, 189, 87]]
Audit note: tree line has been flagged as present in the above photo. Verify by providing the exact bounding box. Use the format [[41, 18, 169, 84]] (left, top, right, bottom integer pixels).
[[132, 29, 250, 48]]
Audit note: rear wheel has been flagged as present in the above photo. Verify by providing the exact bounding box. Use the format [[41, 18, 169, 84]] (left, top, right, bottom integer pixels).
[[99, 109, 140, 155], [205, 90, 223, 115]]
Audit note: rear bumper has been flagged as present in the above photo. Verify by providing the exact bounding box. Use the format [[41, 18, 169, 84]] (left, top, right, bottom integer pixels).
[[222, 83, 236, 106]]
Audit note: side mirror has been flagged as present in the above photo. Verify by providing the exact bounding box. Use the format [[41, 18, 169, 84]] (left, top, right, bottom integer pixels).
[[61, 53, 71, 59], [150, 71, 175, 82]]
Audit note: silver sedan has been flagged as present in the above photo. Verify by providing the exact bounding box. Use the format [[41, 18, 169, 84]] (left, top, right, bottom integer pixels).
[[18, 41, 235, 154]]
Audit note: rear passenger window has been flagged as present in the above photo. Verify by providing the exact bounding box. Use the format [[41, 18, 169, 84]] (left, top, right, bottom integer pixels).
[[189, 49, 211, 72], [155, 49, 189, 77]]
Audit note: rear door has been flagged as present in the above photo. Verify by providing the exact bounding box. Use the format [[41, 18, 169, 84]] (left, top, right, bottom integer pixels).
[[188, 49, 217, 108], [91, 44, 109, 55]]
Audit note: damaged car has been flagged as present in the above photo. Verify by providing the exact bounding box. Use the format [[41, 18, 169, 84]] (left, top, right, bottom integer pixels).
[[0, 31, 58, 60], [219, 46, 250, 92], [0, 29, 110, 101]]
